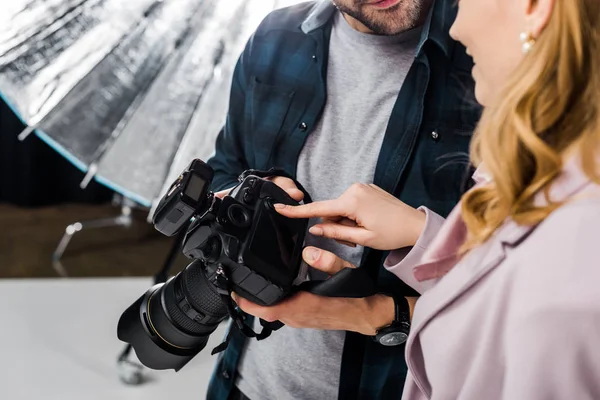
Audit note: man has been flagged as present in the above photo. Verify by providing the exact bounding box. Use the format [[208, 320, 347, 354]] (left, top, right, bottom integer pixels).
[[206, 0, 480, 399]]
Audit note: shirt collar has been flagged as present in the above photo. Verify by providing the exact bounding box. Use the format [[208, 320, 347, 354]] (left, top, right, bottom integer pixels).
[[416, 0, 456, 58], [300, 0, 337, 33]]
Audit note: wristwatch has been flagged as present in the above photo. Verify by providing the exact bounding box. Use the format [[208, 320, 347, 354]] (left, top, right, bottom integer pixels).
[[373, 294, 411, 346]]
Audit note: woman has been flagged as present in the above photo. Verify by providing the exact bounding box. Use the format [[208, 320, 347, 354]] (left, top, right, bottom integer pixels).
[[276, 0, 600, 398]]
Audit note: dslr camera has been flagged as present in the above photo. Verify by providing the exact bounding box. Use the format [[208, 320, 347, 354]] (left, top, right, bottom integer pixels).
[[117, 159, 376, 374], [117, 159, 310, 371]]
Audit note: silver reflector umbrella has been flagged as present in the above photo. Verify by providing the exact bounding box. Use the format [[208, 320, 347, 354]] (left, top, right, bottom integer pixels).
[[0, 0, 299, 207]]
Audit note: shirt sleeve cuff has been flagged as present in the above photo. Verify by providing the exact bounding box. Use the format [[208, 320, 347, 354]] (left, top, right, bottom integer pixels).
[[383, 207, 445, 292]]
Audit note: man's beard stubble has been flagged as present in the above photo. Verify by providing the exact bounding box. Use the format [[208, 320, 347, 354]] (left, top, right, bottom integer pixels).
[[332, 0, 426, 36]]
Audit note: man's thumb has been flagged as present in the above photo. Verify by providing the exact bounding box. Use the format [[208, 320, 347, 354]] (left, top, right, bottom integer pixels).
[[302, 247, 356, 275]]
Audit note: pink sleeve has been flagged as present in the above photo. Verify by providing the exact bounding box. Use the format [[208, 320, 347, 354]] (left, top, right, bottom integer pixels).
[[383, 207, 445, 294]]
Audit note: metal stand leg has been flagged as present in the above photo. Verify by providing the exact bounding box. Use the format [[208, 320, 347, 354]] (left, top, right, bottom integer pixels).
[[51, 197, 135, 277]]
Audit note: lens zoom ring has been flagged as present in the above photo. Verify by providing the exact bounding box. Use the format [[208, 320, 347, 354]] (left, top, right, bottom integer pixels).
[[183, 262, 228, 316], [164, 277, 209, 335]]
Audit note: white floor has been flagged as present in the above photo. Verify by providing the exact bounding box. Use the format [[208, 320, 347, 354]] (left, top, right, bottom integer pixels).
[[0, 278, 228, 400]]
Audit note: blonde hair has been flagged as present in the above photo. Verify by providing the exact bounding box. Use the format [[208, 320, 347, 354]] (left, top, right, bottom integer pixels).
[[461, 0, 600, 252]]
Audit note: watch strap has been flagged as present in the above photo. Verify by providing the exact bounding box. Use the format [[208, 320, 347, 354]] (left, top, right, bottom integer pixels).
[[392, 294, 410, 325], [372, 293, 411, 346]]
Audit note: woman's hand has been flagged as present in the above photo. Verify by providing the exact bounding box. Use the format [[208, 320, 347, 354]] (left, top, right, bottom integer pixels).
[[275, 183, 426, 250]]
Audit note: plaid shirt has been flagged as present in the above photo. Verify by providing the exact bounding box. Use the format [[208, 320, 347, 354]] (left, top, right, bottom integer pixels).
[[206, 1, 481, 399]]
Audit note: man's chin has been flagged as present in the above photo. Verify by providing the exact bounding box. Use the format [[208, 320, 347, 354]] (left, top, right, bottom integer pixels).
[[358, 9, 419, 35], [360, 21, 414, 36]]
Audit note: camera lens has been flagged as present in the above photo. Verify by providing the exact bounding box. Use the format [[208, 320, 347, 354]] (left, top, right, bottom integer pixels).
[[227, 204, 251, 228], [117, 260, 229, 371]]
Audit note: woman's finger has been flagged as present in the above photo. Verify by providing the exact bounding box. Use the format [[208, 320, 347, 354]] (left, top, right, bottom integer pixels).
[[309, 223, 372, 247], [274, 199, 349, 219], [322, 217, 357, 227], [332, 218, 358, 247]]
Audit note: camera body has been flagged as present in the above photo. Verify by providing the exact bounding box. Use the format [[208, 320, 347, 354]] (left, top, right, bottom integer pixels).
[[155, 159, 308, 306], [182, 172, 308, 306]]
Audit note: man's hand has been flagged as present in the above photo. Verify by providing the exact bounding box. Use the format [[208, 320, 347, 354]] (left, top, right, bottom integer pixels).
[[231, 247, 402, 336], [214, 177, 304, 201]]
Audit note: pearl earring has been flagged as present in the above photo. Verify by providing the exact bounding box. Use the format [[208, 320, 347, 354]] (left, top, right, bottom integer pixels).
[[520, 32, 535, 54]]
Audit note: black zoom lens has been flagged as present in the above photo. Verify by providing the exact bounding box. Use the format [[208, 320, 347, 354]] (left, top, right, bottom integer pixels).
[[117, 260, 229, 371]]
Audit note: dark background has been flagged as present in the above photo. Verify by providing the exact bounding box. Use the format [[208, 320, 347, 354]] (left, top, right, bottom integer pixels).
[[0, 97, 186, 278], [0, 97, 114, 206]]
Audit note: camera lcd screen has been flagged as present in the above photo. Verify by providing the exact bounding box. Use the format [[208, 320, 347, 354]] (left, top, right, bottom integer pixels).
[[247, 202, 304, 286], [185, 174, 206, 202]]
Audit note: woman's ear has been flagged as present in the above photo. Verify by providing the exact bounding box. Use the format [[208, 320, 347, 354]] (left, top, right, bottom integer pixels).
[[524, 0, 556, 38]]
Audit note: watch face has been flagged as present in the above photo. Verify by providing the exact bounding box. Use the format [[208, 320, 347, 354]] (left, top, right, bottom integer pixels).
[[379, 331, 408, 346]]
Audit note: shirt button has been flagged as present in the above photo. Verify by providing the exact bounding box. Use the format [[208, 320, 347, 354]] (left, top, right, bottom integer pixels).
[[311, 54, 317, 61], [222, 369, 230, 379], [431, 131, 439, 141], [299, 122, 308, 132]]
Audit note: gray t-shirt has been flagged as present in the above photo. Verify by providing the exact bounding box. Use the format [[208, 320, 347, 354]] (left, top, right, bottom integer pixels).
[[236, 12, 421, 400]]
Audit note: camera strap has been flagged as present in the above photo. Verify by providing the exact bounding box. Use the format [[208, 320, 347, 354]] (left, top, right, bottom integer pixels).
[[211, 265, 283, 355]]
